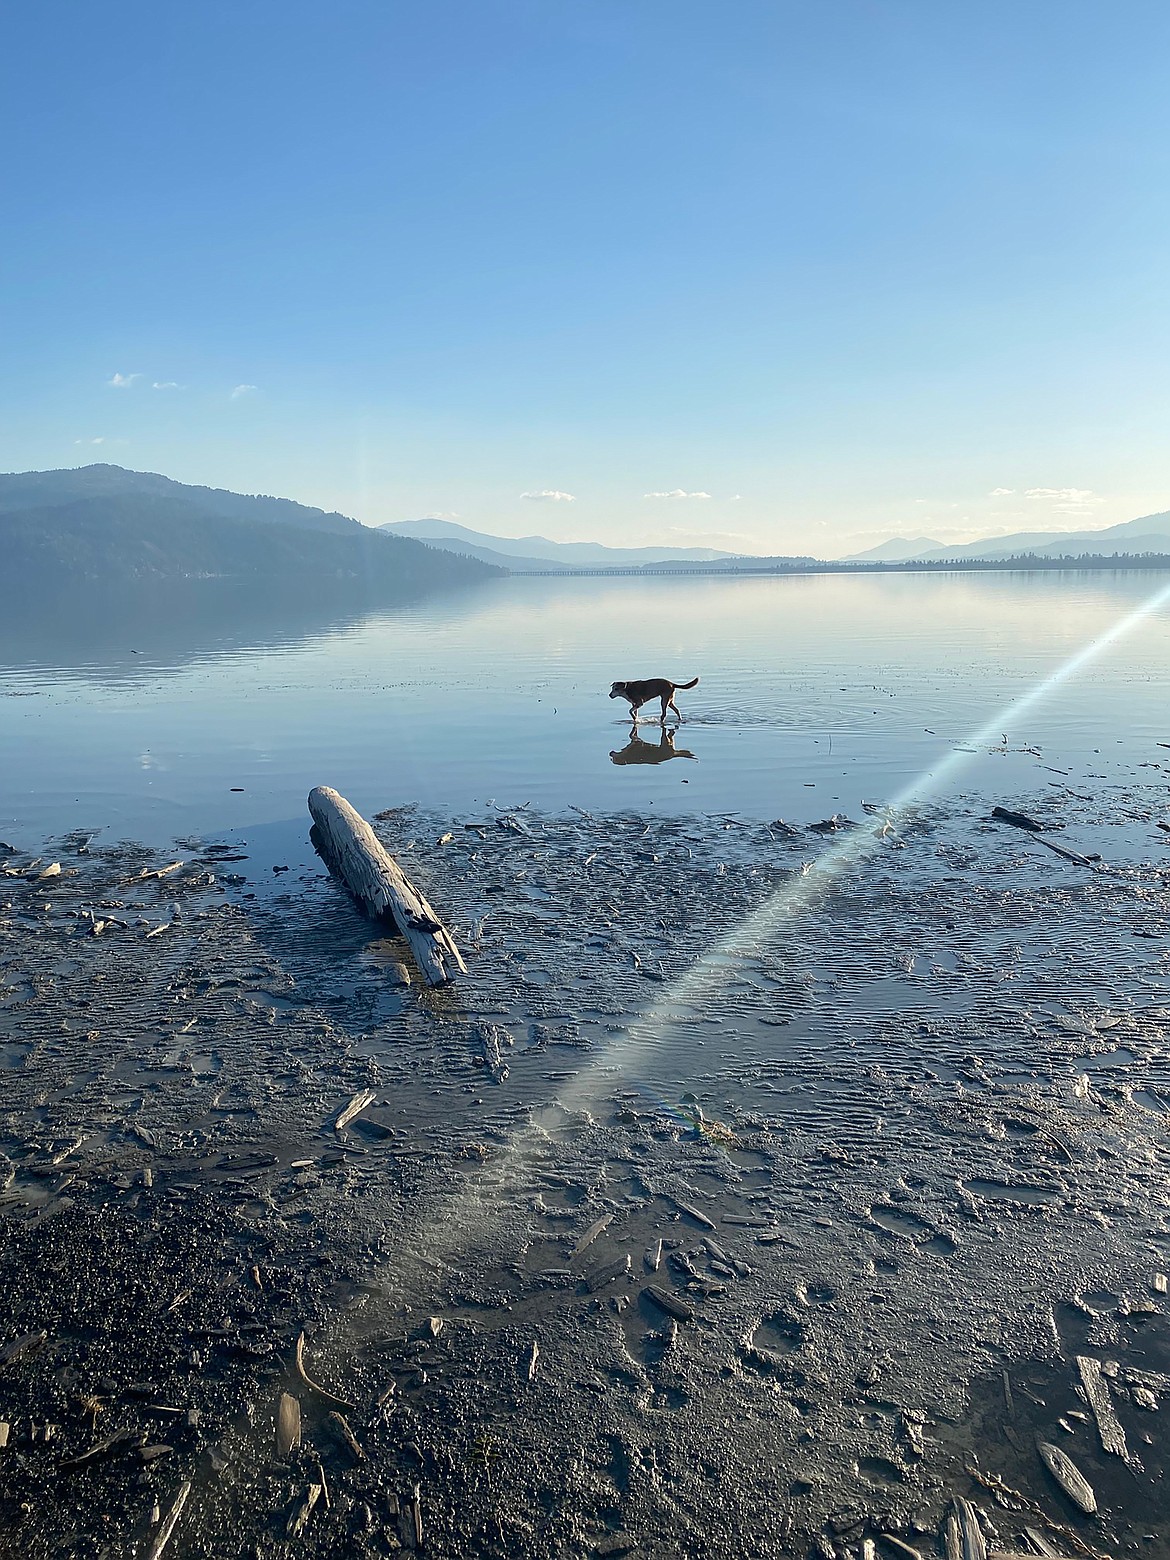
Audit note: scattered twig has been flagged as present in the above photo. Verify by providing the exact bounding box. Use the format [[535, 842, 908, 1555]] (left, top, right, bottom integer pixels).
[[964, 1464, 1109, 1560], [295, 1331, 354, 1410], [144, 1480, 192, 1560]]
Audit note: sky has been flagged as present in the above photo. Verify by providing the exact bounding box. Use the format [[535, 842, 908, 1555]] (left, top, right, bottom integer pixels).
[[3, 1, 1170, 557]]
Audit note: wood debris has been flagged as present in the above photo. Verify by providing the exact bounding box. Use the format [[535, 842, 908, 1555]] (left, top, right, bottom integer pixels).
[[309, 786, 467, 985], [943, 1509, 961, 1560], [327, 1410, 365, 1461], [1075, 1355, 1128, 1458], [992, 806, 1047, 832], [1022, 1525, 1073, 1557], [674, 1198, 716, 1230], [1036, 1440, 1097, 1515], [60, 1427, 143, 1470], [952, 1497, 987, 1560], [989, 1553, 1073, 1560], [879, 1538, 923, 1560], [642, 1285, 694, 1323], [123, 862, 184, 885], [295, 1331, 354, 1410], [583, 1253, 631, 1293], [1035, 837, 1098, 868], [276, 1392, 301, 1457], [286, 1483, 322, 1538], [473, 1022, 511, 1084], [334, 1088, 378, 1132], [144, 1480, 192, 1560], [570, 1213, 613, 1258], [0, 1330, 48, 1365], [966, 1466, 1112, 1560]]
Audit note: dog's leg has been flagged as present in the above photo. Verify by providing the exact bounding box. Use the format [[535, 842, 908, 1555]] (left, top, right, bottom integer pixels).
[[668, 696, 682, 723], [659, 694, 670, 724]]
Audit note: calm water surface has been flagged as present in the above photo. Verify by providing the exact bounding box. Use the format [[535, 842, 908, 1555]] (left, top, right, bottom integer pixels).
[[2, 571, 1168, 845]]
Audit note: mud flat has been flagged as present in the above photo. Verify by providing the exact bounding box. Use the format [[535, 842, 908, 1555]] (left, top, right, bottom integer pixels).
[[2, 794, 1170, 1558]]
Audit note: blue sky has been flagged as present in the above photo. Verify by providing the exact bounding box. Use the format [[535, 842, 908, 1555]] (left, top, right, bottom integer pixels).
[[3, 1, 1169, 554]]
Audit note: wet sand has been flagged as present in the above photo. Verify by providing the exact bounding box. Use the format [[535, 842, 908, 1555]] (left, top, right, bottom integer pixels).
[[2, 789, 1170, 1558]]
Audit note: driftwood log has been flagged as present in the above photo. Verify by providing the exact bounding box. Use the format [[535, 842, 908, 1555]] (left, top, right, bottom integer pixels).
[[308, 786, 467, 987]]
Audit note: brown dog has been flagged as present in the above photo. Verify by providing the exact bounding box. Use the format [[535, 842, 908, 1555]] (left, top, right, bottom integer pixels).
[[609, 675, 699, 724]]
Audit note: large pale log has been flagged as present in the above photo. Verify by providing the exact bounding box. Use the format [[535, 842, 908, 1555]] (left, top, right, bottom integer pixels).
[[308, 786, 467, 987]]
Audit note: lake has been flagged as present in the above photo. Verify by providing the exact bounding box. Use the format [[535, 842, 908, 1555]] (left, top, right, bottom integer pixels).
[[3, 569, 1169, 847], [7, 568, 1170, 1557]]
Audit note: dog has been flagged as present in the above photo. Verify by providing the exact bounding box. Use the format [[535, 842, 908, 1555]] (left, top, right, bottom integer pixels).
[[609, 675, 699, 724]]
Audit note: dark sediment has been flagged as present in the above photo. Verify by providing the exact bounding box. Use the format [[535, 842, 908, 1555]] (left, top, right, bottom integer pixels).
[[1, 798, 1169, 1557]]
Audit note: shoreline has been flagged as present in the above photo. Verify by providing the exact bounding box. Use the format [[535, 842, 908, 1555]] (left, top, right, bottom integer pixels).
[[2, 794, 1169, 1555], [505, 556, 1170, 578]]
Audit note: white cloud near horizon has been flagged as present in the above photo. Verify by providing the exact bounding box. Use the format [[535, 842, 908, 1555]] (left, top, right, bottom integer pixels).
[[231, 383, 258, 399], [1024, 486, 1101, 514], [422, 511, 461, 520], [989, 487, 1014, 496], [107, 372, 139, 388], [74, 437, 106, 445], [644, 489, 712, 500], [520, 489, 575, 502], [152, 381, 181, 390]]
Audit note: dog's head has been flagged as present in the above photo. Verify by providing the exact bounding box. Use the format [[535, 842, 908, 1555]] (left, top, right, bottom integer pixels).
[[609, 681, 627, 699]]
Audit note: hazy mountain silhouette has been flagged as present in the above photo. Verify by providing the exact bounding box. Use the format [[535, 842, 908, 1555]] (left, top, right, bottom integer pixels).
[[842, 510, 1170, 563], [0, 465, 499, 596], [380, 516, 742, 569], [0, 463, 362, 536], [844, 536, 944, 562]]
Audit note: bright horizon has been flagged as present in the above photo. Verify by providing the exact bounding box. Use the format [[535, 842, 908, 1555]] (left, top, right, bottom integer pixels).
[[4, 3, 1170, 555]]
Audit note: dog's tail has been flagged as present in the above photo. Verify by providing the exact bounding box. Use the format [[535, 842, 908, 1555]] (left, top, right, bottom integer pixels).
[[674, 676, 699, 690]]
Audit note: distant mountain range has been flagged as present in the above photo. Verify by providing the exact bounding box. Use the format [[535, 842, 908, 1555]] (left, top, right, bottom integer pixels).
[[0, 463, 362, 536], [391, 510, 1170, 572], [8, 467, 1170, 614], [0, 465, 498, 600], [843, 510, 1170, 563], [379, 517, 740, 571]]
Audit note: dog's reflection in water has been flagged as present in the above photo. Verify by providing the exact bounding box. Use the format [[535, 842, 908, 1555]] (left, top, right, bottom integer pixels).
[[610, 727, 697, 766]]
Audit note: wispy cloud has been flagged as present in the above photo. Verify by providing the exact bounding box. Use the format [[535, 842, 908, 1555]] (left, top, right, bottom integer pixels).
[[644, 489, 712, 500], [152, 381, 182, 391], [1024, 486, 1101, 514], [230, 383, 258, 399], [107, 372, 140, 388], [74, 437, 106, 445], [520, 489, 575, 502], [423, 511, 460, 520], [729, 494, 742, 502], [990, 487, 1014, 497]]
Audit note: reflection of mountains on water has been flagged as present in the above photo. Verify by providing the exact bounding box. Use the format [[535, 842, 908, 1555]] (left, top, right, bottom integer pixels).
[[610, 728, 698, 765], [0, 577, 496, 678]]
